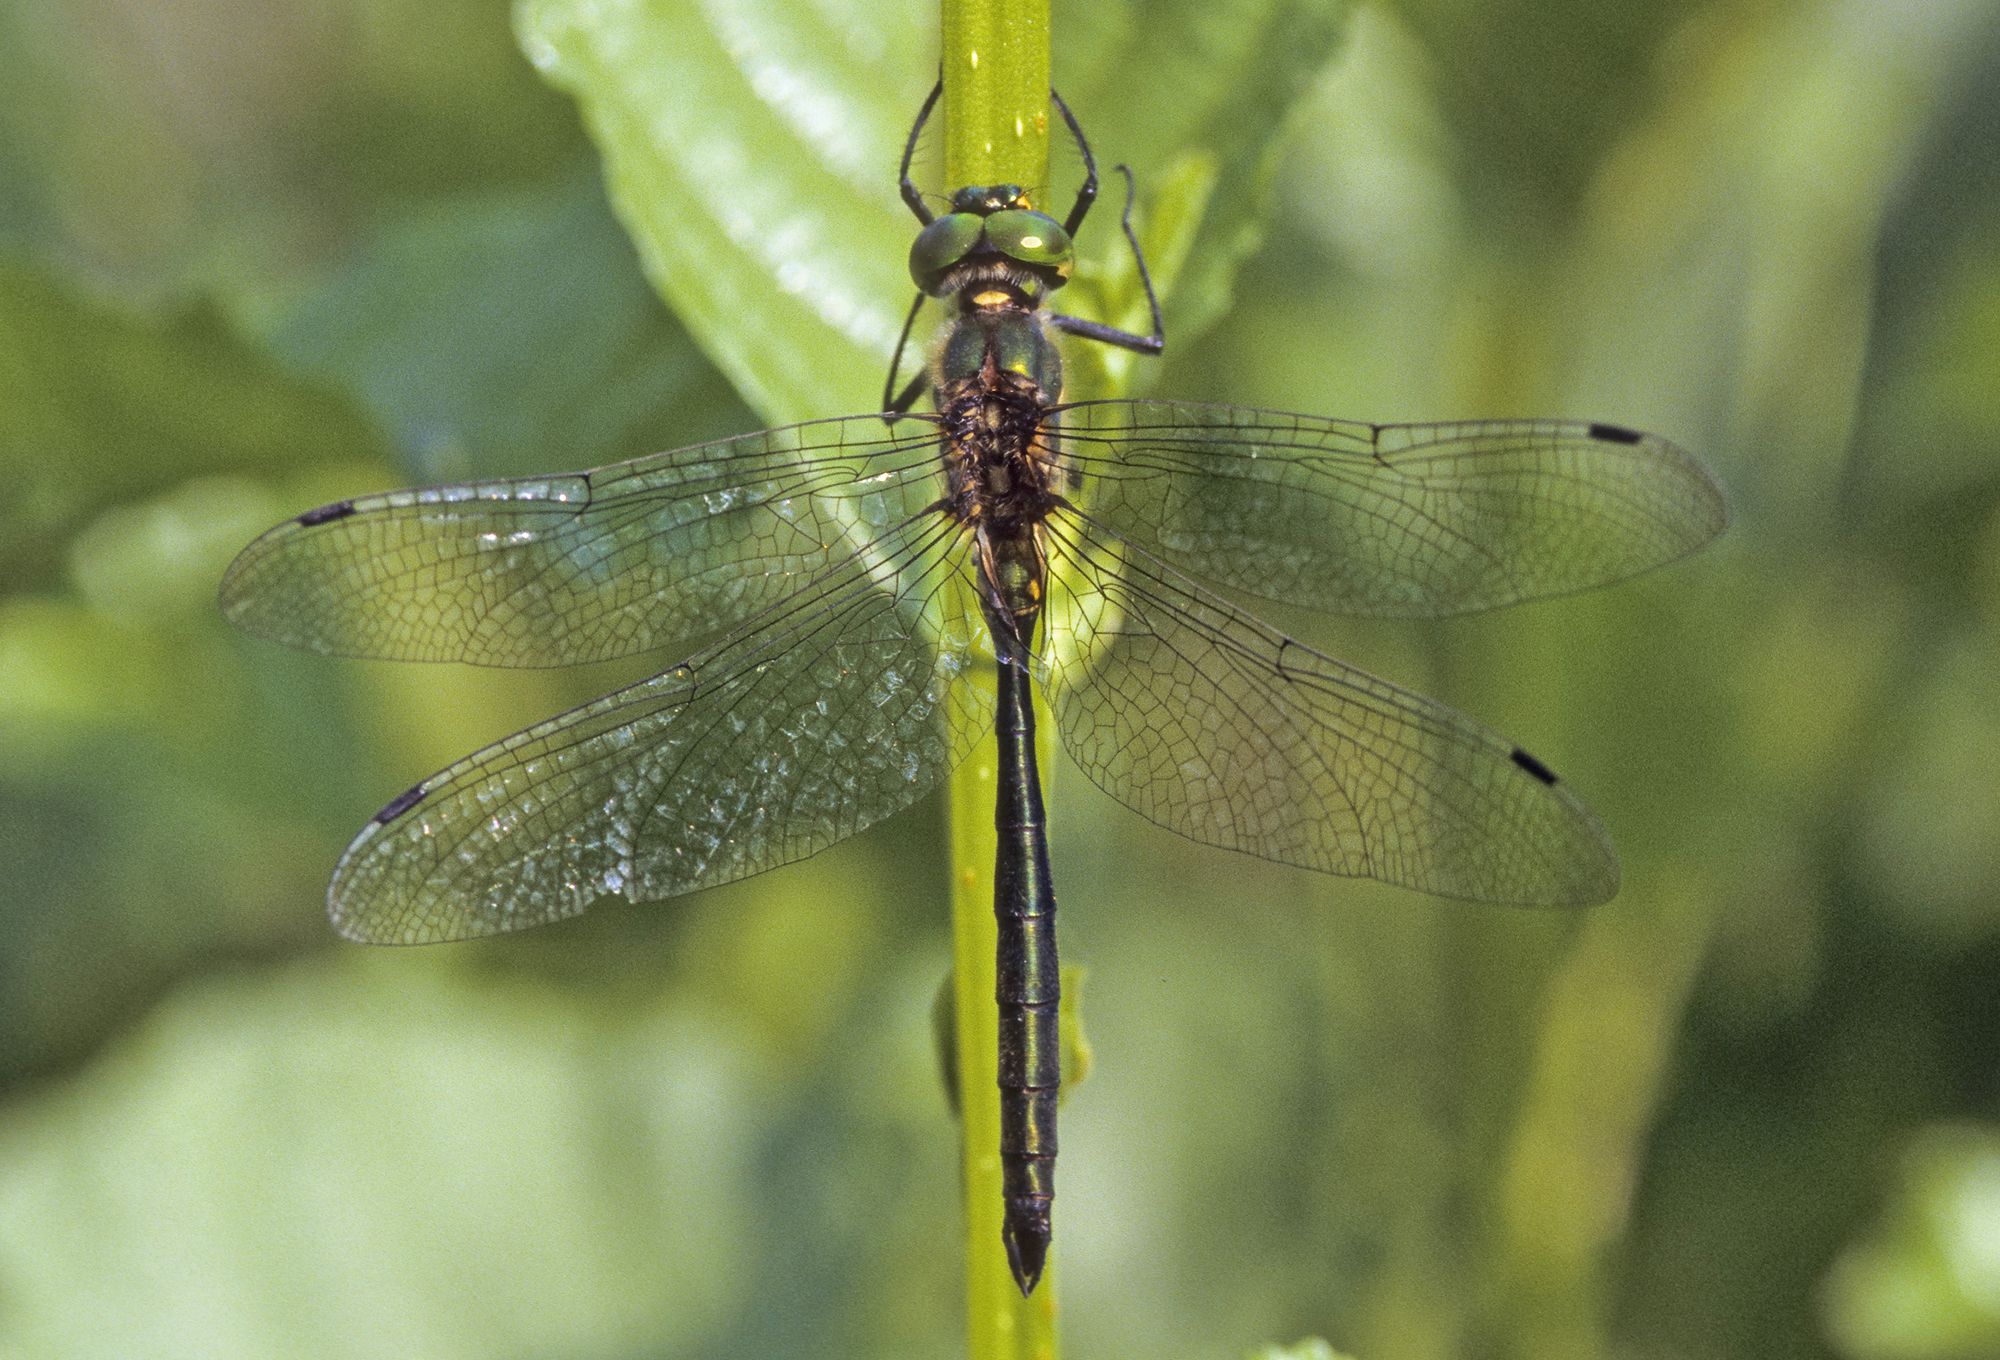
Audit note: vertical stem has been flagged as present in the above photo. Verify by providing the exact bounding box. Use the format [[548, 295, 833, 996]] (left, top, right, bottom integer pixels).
[[940, 0, 1052, 191], [940, 1, 1055, 1356]]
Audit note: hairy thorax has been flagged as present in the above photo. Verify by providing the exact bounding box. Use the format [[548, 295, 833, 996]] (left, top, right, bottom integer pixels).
[[933, 328, 1066, 648]]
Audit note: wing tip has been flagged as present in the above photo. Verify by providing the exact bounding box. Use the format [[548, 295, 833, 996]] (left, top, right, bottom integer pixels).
[[1646, 429, 1732, 546], [1545, 802, 1621, 908], [1563, 851, 1622, 908]]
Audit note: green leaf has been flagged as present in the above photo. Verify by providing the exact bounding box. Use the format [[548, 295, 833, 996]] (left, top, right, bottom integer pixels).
[[1056, 0, 1349, 357], [0, 960, 768, 1360], [1247, 1342, 1356, 1360], [0, 260, 384, 589], [1823, 1126, 2000, 1360], [515, 0, 935, 424], [0, 0, 582, 306], [260, 170, 752, 483]]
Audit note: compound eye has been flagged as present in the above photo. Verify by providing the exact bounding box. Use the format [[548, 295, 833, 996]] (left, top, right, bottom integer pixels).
[[984, 210, 1073, 279], [909, 213, 985, 295]]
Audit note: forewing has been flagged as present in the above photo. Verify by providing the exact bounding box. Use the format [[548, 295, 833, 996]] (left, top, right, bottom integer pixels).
[[331, 515, 986, 942], [221, 414, 944, 666], [1040, 510, 1618, 906], [1053, 400, 1726, 618]]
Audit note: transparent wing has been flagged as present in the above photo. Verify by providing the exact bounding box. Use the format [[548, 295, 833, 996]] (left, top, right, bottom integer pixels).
[[1051, 400, 1726, 618], [331, 514, 987, 942], [1040, 510, 1618, 906], [221, 414, 945, 666]]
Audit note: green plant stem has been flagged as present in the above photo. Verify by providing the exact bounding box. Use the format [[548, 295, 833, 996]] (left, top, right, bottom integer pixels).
[[940, 2, 1056, 1356], [940, 0, 1052, 192]]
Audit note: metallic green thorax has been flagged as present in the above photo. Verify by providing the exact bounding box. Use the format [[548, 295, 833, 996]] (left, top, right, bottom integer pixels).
[[937, 311, 1063, 412]]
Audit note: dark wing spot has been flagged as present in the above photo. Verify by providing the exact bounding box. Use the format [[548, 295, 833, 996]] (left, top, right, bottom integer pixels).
[[374, 782, 429, 823], [1510, 748, 1559, 785], [1586, 422, 1644, 446], [297, 499, 357, 527]]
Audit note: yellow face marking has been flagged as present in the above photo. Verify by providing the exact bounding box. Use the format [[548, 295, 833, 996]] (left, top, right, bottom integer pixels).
[[973, 289, 1010, 308]]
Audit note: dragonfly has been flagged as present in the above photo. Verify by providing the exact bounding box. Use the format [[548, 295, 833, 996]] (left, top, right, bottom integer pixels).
[[220, 83, 1727, 1296]]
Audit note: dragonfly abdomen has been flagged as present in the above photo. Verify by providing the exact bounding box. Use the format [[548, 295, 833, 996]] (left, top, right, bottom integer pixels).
[[991, 626, 1059, 1296]]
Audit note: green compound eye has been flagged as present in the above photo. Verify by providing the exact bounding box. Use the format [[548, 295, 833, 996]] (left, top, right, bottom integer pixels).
[[909, 213, 986, 295], [983, 210, 1073, 278]]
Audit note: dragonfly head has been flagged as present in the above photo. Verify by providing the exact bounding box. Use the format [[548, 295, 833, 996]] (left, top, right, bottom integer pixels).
[[910, 185, 1075, 301], [949, 184, 1034, 216]]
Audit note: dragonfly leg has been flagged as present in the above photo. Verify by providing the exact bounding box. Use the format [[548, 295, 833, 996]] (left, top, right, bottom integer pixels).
[[1049, 164, 1167, 356], [1052, 89, 1098, 236], [883, 290, 930, 417], [899, 80, 943, 225]]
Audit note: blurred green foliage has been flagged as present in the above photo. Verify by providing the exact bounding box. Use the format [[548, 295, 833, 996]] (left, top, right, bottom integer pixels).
[[2, 1, 1998, 1358]]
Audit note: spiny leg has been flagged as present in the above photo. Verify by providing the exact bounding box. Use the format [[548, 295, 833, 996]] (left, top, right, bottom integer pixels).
[[1050, 164, 1166, 357]]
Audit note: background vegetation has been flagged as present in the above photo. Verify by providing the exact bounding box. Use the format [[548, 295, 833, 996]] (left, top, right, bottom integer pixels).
[[4, 0, 1999, 1357]]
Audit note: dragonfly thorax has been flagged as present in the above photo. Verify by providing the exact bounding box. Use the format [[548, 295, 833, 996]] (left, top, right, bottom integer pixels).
[[939, 371, 1061, 515], [935, 315, 1066, 543], [948, 389, 1057, 654], [932, 306, 1063, 412]]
